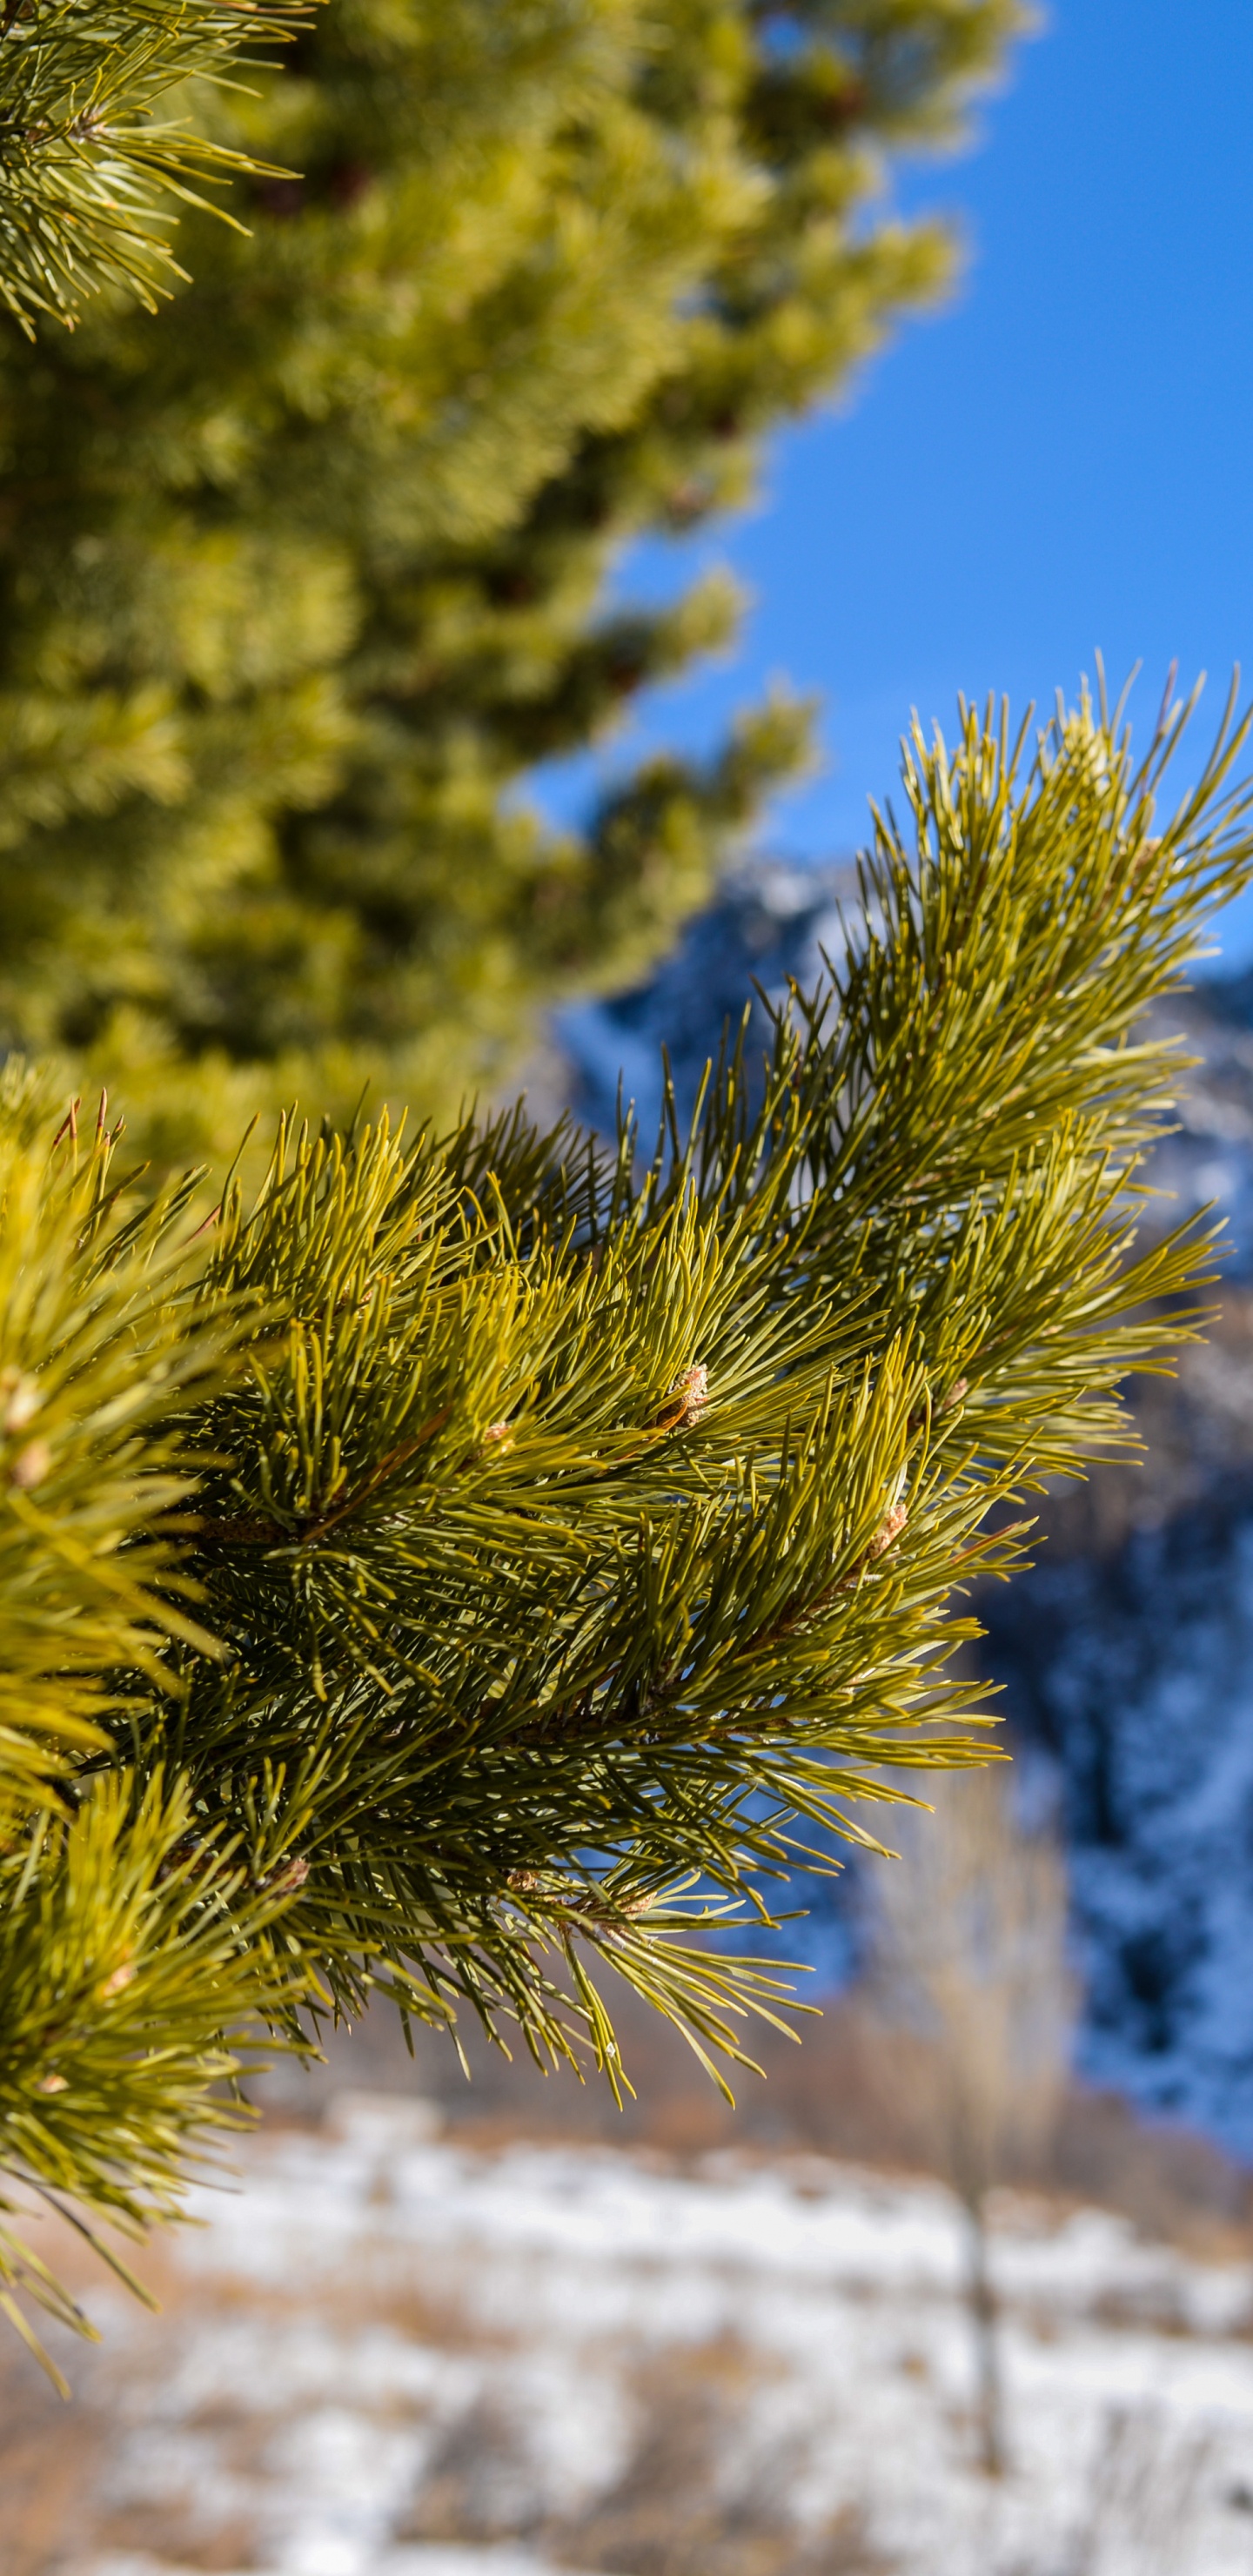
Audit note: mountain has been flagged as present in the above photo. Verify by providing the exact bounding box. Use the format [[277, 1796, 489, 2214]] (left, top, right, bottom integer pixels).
[[559, 872, 1253, 2158], [558, 857, 854, 1146]]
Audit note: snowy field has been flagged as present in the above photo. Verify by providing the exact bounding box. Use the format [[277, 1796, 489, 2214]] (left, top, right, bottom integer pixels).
[[17, 2092, 1253, 2576]]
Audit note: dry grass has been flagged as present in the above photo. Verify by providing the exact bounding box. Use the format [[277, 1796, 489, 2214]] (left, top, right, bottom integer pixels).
[[0, 2235, 892, 2576], [0, 2206, 145, 2576], [1069, 2405, 1221, 2576], [403, 2336, 892, 2576]]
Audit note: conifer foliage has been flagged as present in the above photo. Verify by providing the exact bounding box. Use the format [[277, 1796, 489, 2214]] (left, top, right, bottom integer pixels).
[[1, 683, 1250, 2382], [0, 3, 308, 332], [0, 0, 1024, 1157]]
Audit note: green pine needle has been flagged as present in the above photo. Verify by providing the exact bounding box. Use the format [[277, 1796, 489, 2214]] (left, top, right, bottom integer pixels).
[[0, 3, 314, 332], [1, 680, 1246, 2372]]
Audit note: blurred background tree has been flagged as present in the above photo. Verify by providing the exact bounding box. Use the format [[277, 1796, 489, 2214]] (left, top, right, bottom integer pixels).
[[865, 1768, 1074, 2475], [0, 0, 1024, 1161]]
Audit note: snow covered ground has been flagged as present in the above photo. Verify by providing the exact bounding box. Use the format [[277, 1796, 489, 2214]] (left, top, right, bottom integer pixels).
[[37, 2094, 1253, 2576]]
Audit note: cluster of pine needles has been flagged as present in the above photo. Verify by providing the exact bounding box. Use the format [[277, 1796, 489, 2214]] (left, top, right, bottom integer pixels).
[[0, 679, 1250, 2381]]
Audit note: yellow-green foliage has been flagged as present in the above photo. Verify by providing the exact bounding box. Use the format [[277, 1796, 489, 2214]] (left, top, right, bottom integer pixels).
[[0, 1770, 304, 2392], [0, 685, 1247, 2381], [0, 0, 1026, 1158], [0, 3, 310, 332], [0, 1072, 231, 1815]]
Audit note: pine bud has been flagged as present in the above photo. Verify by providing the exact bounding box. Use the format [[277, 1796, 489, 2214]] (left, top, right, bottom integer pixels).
[[0, 1368, 39, 1432], [867, 1503, 908, 1560], [654, 1364, 708, 1431], [264, 1855, 310, 1895], [10, 1438, 50, 1489], [839, 1501, 909, 1592]]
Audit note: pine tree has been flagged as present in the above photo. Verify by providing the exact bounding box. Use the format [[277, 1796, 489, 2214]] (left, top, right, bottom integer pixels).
[[0, 3, 308, 333], [0, 0, 1025, 1163], [1, 681, 1250, 2384]]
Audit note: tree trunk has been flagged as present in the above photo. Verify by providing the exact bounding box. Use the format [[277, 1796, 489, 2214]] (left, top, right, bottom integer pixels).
[[964, 2190, 1005, 2476]]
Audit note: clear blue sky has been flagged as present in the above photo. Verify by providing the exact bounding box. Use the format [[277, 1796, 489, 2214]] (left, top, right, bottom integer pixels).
[[543, 0, 1253, 963]]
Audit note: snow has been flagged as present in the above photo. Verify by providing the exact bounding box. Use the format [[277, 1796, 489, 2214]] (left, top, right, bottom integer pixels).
[[985, 1511, 1253, 2154], [61, 2094, 1253, 2576]]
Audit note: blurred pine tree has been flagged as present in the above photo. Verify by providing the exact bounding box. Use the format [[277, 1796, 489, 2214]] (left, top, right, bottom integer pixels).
[[0, 0, 1025, 1157]]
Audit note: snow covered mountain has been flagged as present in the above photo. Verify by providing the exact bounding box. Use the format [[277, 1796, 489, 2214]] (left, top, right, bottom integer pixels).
[[558, 872, 1253, 2159], [558, 859, 854, 1149]]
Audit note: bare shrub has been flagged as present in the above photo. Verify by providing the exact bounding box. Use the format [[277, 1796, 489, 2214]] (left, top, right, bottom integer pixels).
[[399, 2335, 891, 2576], [554, 2342, 884, 2576], [1069, 2403, 1216, 2576], [861, 1768, 1075, 2474]]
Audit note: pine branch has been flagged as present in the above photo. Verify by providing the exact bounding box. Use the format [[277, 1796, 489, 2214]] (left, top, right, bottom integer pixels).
[[0, 681, 1249, 2376], [0, 1, 314, 332]]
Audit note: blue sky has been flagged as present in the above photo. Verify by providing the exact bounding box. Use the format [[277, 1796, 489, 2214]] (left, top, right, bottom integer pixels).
[[542, 0, 1253, 962]]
